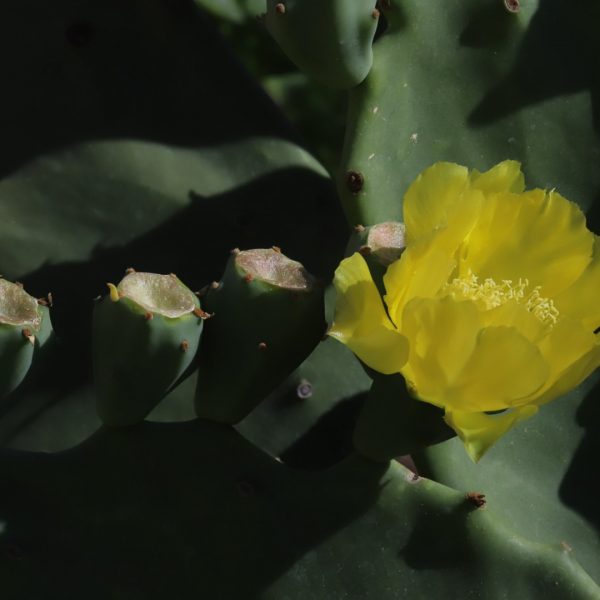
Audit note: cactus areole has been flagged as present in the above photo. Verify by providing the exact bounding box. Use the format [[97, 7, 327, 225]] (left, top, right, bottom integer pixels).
[[0, 279, 42, 329], [366, 222, 406, 266], [112, 272, 197, 318], [235, 248, 316, 291]]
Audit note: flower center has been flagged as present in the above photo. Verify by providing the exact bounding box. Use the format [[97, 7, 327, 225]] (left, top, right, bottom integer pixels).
[[444, 272, 559, 325]]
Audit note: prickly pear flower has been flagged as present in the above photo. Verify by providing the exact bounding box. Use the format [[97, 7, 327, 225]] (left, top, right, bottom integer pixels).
[[329, 161, 600, 461]]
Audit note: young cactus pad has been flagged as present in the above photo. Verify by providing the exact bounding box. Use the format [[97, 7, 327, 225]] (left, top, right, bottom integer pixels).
[[0, 279, 52, 399], [93, 271, 204, 427], [265, 0, 379, 89], [195, 248, 325, 423]]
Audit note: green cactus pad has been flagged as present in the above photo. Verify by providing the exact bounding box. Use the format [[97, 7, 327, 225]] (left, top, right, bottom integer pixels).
[[338, 0, 600, 225], [93, 272, 204, 427], [265, 0, 379, 89], [195, 248, 325, 423], [0, 421, 598, 598], [0, 279, 52, 399], [415, 373, 600, 584]]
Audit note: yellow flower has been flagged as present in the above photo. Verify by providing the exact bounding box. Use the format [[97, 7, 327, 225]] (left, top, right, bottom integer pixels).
[[329, 161, 600, 461]]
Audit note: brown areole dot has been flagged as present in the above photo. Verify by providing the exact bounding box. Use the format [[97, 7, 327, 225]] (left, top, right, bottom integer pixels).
[[504, 0, 520, 13], [193, 307, 214, 320], [466, 491, 486, 508], [346, 170, 364, 194]]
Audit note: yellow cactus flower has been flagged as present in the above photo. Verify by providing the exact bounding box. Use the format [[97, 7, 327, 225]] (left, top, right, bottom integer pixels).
[[329, 161, 600, 461]]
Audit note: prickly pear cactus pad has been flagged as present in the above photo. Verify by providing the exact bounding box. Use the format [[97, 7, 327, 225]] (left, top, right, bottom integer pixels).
[[195, 248, 325, 423], [265, 0, 379, 89], [1, 421, 599, 599], [415, 373, 600, 586], [1, 0, 600, 598], [338, 0, 600, 226], [0, 279, 52, 400], [329, 160, 600, 461], [93, 271, 204, 426]]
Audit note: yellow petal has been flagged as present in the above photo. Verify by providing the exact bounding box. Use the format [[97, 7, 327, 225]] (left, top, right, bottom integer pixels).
[[329, 253, 408, 374], [400, 297, 481, 405], [444, 405, 538, 462], [383, 232, 457, 328], [384, 199, 483, 326], [534, 332, 600, 405], [554, 235, 600, 332], [469, 160, 525, 195], [536, 317, 597, 388], [403, 162, 471, 242], [444, 327, 549, 412], [482, 301, 547, 344], [463, 189, 593, 297]]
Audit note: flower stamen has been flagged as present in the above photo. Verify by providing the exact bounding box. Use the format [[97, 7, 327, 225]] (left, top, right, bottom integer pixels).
[[444, 272, 559, 325]]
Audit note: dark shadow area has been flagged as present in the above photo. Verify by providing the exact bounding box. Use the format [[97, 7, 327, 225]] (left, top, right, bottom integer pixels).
[[355, 375, 455, 462], [586, 192, 600, 233], [0, 419, 388, 599], [0, 335, 89, 444], [0, 0, 297, 179], [560, 378, 600, 537], [377, 0, 407, 35], [215, 12, 347, 174], [400, 502, 475, 570], [467, 0, 600, 131], [460, 2, 519, 49], [279, 393, 366, 470], [373, 3, 390, 41]]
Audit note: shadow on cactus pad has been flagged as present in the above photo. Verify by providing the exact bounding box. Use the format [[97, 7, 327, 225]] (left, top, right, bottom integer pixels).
[[468, 0, 600, 131], [560, 379, 600, 536], [0, 420, 598, 599], [0, 421, 385, 599]]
